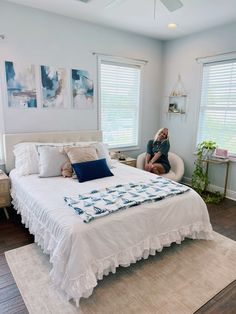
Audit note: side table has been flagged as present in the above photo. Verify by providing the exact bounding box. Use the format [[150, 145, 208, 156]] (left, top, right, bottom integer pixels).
[[201, 158, 230, 197], [117, 157, 137, 167], [0, 171, 11, 219]]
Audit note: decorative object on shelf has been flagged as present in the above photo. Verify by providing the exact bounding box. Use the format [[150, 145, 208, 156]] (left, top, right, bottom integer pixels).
[[109, 150, 121, 159], [168, 102, 178, 113], [168, 74, 187, 114], [109, 150, 126, 161], [109, 151, 136, 166], [213, 148, 228, 159], [115, 151, 127, 161], [170, 74, 186, 97]]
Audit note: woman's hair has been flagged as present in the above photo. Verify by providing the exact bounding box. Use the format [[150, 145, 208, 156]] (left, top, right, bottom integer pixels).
[[154, 128, 169, 142]]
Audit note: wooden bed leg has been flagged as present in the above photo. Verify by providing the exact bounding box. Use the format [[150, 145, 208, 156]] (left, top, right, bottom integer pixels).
[[3, 207, 9, 219]]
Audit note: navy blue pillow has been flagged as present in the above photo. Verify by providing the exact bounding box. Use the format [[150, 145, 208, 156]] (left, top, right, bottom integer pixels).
[[72, 158, 114, 182]]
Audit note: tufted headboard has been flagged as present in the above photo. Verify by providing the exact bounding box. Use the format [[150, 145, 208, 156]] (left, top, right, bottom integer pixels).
[[3, 130, 103, 173]]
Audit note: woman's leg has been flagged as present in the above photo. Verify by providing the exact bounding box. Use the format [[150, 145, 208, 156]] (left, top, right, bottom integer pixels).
[[144, 153, 152, 171], [151, 163, 166, 175], [144, 163, 152, 172]]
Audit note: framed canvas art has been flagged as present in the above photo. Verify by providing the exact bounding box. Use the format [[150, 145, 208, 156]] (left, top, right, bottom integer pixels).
[[41, 65, 67, 108], [71, 69, 94, 109], [5, 61, 37, 108]]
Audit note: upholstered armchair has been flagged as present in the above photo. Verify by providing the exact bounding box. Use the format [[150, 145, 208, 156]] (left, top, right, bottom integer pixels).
[[136, 152, 184, 182]]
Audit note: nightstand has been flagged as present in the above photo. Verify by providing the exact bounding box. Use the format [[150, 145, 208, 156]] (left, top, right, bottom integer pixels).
[[118, 157, 136, 167], [0, 172, 11, 219]]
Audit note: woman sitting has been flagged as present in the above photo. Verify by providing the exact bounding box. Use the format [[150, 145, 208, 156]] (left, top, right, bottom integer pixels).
[[145, 128, 171, 175]]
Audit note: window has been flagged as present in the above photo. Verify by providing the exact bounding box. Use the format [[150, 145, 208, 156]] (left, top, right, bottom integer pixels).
[[197, 59, 236, 156], [99, 58, 142, 149]]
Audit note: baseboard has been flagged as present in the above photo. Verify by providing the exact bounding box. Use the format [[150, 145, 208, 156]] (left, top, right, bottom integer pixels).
[[182, 176, 236, 201], [182, 177, 191, 186]]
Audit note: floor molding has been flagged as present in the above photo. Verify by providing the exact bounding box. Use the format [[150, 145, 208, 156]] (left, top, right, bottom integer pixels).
[[182, 176, 236, 201]]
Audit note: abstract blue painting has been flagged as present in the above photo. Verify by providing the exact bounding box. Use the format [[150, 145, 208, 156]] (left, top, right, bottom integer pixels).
[[41, 65, 67, 108], [71, 69, 94, 109], [5, 61, 37, 108]]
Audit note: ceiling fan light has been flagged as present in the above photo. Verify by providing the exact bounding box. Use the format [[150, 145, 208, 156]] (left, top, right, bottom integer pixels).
[[168, 23, 177, 29]]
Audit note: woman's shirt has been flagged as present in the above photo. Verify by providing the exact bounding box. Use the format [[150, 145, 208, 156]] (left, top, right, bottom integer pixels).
[[147, 139, 170, 172]]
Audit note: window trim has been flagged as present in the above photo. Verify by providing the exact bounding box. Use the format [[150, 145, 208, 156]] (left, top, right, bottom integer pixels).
[[196, 51, 236, 64], [97, 55, 144, 150], [196, 57, 236, 157]]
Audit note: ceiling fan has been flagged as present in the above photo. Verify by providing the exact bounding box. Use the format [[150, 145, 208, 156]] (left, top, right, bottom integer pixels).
[[105, 0, 183, 12]]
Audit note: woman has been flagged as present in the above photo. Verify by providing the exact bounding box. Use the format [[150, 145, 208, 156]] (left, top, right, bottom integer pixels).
[[145, 128, 171, 175]]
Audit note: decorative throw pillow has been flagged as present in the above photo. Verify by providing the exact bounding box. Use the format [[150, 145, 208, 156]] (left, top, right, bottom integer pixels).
[[73, 142, 112, 168], [38, 146, 69, 177], [72, 158, 114, 182], [64, 146, 98, 164]]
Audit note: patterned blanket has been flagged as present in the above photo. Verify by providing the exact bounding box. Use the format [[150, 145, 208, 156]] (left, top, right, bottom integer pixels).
[[64, 177, 190, 223]]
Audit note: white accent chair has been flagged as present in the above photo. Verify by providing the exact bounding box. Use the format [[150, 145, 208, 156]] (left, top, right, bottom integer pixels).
[[136, 152, 184, 182]]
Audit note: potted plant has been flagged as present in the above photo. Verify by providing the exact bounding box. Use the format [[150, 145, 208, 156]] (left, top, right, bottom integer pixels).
[[191, 157, 208, 195], [192, 140, 223, 203], [197, 140, 216, 160]]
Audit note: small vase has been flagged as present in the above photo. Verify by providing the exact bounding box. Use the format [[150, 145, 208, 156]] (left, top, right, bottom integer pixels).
[[202, 148, 214, 160]]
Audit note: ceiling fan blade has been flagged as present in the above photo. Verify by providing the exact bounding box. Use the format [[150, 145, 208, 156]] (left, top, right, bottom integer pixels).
[[160, 0, 183, 12], [105, 0, 127, 9]]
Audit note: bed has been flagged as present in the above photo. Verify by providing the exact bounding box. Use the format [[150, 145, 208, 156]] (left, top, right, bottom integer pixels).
[[4, 131, 213, 307]]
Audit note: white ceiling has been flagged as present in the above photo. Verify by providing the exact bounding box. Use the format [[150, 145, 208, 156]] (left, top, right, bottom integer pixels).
[[4, 0, 236, 40]]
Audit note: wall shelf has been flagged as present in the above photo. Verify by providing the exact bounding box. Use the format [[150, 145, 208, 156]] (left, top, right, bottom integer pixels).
[[168, 95, 187, 114], [167, 75, 187, 115], [168, 111, 185, 115]]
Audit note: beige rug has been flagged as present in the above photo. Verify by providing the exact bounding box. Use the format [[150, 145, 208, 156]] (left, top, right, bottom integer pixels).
[[5, 232, 236, 314]]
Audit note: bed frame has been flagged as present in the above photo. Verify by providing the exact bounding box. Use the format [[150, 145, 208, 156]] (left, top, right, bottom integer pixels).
[[3, 130, 102, 173], [4, 131, 213, 307]]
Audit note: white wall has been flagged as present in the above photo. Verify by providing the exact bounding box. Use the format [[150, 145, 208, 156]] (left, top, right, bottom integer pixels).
[[0, 1, 163, 155], [161, 22, 236, 198], [1, 2, 235, 197]]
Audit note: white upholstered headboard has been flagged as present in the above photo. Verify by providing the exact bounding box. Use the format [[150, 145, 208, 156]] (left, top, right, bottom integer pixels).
[[3, 130, 103, 173]]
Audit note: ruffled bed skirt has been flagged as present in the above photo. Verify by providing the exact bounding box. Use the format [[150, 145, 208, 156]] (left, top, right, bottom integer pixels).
[[11, 190, 213, 307]]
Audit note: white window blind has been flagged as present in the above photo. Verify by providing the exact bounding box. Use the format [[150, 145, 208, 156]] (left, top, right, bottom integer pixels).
[[197, 59, 236, 156], [99, 60, 141, 149]]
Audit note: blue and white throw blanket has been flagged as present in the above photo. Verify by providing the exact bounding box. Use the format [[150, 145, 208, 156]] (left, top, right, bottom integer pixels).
[[64, 177, 190, 223]]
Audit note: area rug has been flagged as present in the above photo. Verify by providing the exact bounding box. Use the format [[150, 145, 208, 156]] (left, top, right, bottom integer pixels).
[[5, 232, 236, 314]]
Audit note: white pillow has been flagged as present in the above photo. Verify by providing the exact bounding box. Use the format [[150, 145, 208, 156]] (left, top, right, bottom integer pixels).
[[13, 143, 39, 176], [93, 143, 112, 168], [38, 146, 69, 178], [13, 142, 74, 176]]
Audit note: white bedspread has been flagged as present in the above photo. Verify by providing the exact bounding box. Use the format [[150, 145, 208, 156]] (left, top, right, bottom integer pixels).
[[10, 162, 213, 306]]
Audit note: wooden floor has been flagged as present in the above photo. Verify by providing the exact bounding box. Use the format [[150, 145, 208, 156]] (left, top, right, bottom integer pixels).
[[0, 199, 236, 314]]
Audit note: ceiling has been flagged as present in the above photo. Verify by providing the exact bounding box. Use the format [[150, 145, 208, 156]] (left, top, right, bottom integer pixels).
[[4, 0, 236, 40]]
